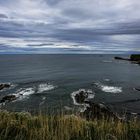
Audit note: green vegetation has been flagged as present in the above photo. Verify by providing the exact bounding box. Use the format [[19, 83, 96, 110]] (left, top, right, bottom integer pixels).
[[0, 110, 140, 140], [130, 54, 140, 61]]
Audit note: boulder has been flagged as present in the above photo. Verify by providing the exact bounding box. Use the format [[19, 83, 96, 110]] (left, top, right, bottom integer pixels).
[[114, 57, 130, 61], [0, 84, 10, 91], [72, 89, 121, 121], [82, 101, 120, 121], [0, 95, 17, 103], [74, 90, 88, 104], [135, 88, 140, 92]]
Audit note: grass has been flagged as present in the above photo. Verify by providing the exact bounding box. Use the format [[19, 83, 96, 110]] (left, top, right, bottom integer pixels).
[[0, 110, 140, 140]]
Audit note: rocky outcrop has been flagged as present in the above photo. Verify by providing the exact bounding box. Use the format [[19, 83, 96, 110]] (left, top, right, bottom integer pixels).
[[71, 89, 120, 121], [134, 88, 140, 92], [114, 57, 130, 61], [0, 95, 17, 103], [74, 90, 88, 104], [83, 101, 120, 121], [114, 54, 140, 65], [0, 83, 10, 91]]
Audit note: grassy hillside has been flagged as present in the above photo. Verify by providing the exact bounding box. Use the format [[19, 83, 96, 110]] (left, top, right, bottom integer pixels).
[[0, 111, 140, 140]]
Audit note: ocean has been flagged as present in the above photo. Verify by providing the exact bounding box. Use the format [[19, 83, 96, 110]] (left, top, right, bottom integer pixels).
[[0, 54, 140, 115]]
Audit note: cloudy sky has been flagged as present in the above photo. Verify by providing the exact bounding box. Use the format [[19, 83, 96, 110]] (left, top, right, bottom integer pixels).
[[0, 0, 140, 54]]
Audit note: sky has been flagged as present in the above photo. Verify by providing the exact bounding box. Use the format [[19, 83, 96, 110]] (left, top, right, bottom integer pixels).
[[0, 0, 140, 54]]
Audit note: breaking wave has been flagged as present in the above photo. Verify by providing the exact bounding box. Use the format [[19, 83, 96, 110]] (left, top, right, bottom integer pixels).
[[16, 88, 35, 100], [94, 82, 122, 93], [17, 88, 35, 96], [37, 83, 56, 93]]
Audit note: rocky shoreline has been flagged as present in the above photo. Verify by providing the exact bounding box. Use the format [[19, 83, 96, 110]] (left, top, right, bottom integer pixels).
[[0, 83, 10, 91], [0, 81, 140, 121], [71, 88, 140, 121], [1, 54, 140, 121], [114, 54, 140, 65], [71, 89, 122, 121]]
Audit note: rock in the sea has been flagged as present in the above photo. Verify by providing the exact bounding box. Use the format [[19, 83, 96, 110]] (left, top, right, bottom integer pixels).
[[134, 88, 140, 92], [82, 101, 120, 121], [0, 95, 17, 103], [72, 89, 120, 121], [114, 54, 140, 65], [0, 83, 10, 91], [74, 90, 88, 104], [114, 57, 130, 61]]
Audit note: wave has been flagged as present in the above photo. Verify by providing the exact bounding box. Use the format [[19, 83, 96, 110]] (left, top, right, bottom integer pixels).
[[94, 82, 122, 93], [16, 88, 35, 100], [104, 79, 110, 82], [71, 89, 95, 106], [18, 88, 35, 96], [101, 86, 122, 93], [37, 83, 56, 93], [102, 60, 113, 63]]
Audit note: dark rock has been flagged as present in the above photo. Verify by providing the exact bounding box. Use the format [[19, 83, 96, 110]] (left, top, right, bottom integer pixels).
[[135, 88, 140, 91], [114, 57, 130, 61], [114, 54, 140, 65], [74, 91, 88, 104], [0, 84, 10, 91], [72, 89, 121, 121], [82, 101, 120, 121], [0, 95, 17, 103]]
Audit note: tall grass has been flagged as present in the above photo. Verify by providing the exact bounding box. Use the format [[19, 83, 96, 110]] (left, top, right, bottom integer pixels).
[[0, 110, 140, 140]]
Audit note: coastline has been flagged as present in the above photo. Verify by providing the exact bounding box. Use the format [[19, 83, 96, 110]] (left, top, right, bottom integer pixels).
[[0, 54, 140, 139]]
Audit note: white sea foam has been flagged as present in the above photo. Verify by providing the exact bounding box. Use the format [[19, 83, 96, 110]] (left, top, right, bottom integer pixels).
[[18, 88, 35, 96], [79, 104, 90, 112], [71, 89, 95, 106], [16, 88, 35, 100], [101, 85, 122, 93], [94, 82, 122, 93], [37, 83, 56, 93], [104, 79, 110, 82]]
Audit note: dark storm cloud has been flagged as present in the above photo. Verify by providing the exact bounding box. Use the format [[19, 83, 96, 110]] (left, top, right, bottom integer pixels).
[[0, 0, 140, 53]]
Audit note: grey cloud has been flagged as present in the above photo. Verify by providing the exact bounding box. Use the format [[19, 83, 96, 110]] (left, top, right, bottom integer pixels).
[[0, 13, 8, 18], [0, 0, 140, 53]]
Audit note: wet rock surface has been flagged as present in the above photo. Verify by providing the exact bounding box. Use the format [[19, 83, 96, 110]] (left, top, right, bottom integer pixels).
[[0, 84, 10, 91], [134, 88, 140, 92], [83, 101, 120, 121], [0, 95, 17, 103], [114, 57, 130, 61], [74, 90, 88, 104], [71, 89, 121, 121]]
